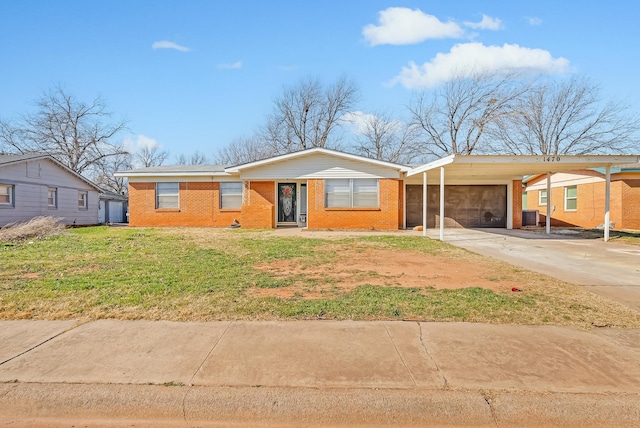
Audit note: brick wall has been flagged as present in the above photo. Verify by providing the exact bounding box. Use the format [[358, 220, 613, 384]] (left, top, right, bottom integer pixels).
[[128, 182, 238, 227], [527, 180, 627, 229], [397, 180, 404, 228], [306, 178, 401, 230], [621, 179, 640, 229], [241, 181, 275, 228]]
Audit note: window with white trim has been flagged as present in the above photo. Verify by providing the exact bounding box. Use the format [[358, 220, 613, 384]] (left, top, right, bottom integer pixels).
[[156, 183, 179, 209], [325, 178, 379, 208], [220, 182, 242, 209], [48, 188, 57, 208], [564, 186, 577, 211], [78, 191, 88, 209], [0, 184, 14, 207], [538, 189, 547, 206]]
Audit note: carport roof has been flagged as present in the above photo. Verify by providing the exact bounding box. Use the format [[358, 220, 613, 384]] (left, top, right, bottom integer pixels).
[[406, 154, 640, 182]]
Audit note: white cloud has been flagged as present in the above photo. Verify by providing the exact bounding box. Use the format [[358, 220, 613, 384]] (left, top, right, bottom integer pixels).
[[217, 61, 243, 69], [152, 41, 190, 52], [341, 111, 377, 134], [464, 14, 503, 30], [526, 16, 543, 26], [341, 111, 403, 136], [392, 42, 570, 89], [363, 7, 464, 46], [122, 134, 162, 153]]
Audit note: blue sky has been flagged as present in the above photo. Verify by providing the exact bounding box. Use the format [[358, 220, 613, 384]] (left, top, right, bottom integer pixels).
[[1, 1, 639, 161]]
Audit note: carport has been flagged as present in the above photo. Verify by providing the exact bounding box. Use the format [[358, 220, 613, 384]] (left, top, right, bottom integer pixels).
[[406, 154, 640, 241]]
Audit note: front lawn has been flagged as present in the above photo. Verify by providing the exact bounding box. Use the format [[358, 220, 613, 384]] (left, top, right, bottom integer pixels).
[[1, 226, 638, 328]]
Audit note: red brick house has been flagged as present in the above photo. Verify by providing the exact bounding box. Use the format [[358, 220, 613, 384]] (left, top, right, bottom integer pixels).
[[116, 148, 639, 235], [119, 149, 409, 230], [524, 166, 640, 230]]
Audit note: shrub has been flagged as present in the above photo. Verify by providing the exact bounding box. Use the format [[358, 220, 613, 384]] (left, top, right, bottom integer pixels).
[[0, 216, 66, 243]]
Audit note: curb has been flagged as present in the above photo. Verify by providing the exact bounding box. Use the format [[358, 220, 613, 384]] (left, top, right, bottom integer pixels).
[[1, 383, 639, 427]]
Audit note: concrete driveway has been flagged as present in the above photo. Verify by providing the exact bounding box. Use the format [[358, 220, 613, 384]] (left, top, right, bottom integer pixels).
[[426, 228, 640, 311]]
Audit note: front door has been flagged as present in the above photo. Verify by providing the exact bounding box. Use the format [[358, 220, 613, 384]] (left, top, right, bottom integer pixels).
[[278, 183, 297, 223]]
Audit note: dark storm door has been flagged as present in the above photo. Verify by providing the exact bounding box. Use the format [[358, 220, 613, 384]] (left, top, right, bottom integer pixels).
[[406, 185, 423, 228], [278, 183, 297, 223]]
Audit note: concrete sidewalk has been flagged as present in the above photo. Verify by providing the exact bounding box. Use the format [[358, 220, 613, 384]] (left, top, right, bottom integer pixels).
[[1, 320, 639, 427]]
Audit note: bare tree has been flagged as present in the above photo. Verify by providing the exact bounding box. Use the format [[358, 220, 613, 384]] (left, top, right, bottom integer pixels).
[[408, 71, 528, 157], [349, 111, 422, 164], [260, 76, 359, 153], [135, 144, 169, 167], [91, 152, 133, 194], [490, 76, 639, 155], [214, 136, 273, 165], [175, 151, 210, 165], [0, 85, 128, 175]]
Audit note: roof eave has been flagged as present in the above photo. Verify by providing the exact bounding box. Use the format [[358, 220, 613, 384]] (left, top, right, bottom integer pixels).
[[114, 171, 232, 178]]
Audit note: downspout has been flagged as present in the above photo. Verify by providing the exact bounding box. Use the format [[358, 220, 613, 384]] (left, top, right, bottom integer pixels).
[[604, 166, 611, 242], [546, 173, 551, 235]]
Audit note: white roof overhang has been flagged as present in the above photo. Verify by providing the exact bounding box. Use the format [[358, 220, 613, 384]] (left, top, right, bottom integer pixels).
[[114, 171, 232, 178], [406, 154, 640, 183]]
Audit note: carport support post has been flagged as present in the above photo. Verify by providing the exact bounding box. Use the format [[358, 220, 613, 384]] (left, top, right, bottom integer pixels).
[[604, 166, 611, 242], [439, 167, 445, 241], [422, 172, 427, 237], [546, 173, 551, 235]]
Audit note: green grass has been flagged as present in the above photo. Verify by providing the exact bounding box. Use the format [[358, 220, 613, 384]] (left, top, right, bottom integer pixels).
[[1, 226, 638, 328], [610, 230, 640, 246]]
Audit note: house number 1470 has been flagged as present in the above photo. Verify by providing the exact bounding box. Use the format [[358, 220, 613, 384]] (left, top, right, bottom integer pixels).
[[543, 156, 561, 162]]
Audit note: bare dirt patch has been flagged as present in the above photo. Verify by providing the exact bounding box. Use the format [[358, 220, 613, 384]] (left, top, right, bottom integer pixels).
[[20, 273, 41, 279], [250, 244, 521, 299]]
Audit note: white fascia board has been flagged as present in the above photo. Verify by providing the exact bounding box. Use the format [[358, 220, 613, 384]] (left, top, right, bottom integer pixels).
[[114, 171, 233, 178], [406, 154, 456, 177], [226, 147, 411, 173], [452, 154, 640, 165]]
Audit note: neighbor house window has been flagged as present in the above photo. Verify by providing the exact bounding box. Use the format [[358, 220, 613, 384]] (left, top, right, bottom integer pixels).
[[78, 191, 88, 209], [48, 188, 57, 208], [325, 178, 379, 208], [0, 184, 14, 207], [564, 186, 577, 211], [220, 182, 242, 209], [156, 182, 179, 209], [538, 189, 547, 206]]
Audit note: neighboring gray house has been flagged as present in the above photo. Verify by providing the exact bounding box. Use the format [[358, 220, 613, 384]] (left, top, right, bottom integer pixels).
[[0, 153, 102, 227]]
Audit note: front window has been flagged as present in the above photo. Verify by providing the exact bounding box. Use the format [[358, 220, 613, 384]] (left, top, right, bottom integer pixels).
[[78, 191, 88, 209], [538, 189, 547, 206], [220, 182, 242, 209], [564, 186, 577, 211], [48, 188, 57, 208], [0, 184, 14, 206], [325, 178, 379, 208], [156, 182, 179, 209]]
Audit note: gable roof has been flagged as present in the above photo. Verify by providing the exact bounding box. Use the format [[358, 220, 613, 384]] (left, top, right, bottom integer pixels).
[[0, 153, 103, 191], [0, 153, 52, 166], [225, 147, 412, 173]]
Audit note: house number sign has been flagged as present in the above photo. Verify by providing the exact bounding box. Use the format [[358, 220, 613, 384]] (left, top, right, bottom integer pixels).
[[542, 156, 561, 162]]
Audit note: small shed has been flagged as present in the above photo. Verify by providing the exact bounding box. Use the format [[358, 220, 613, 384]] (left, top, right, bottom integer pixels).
[[99, 191, 129, 223]]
